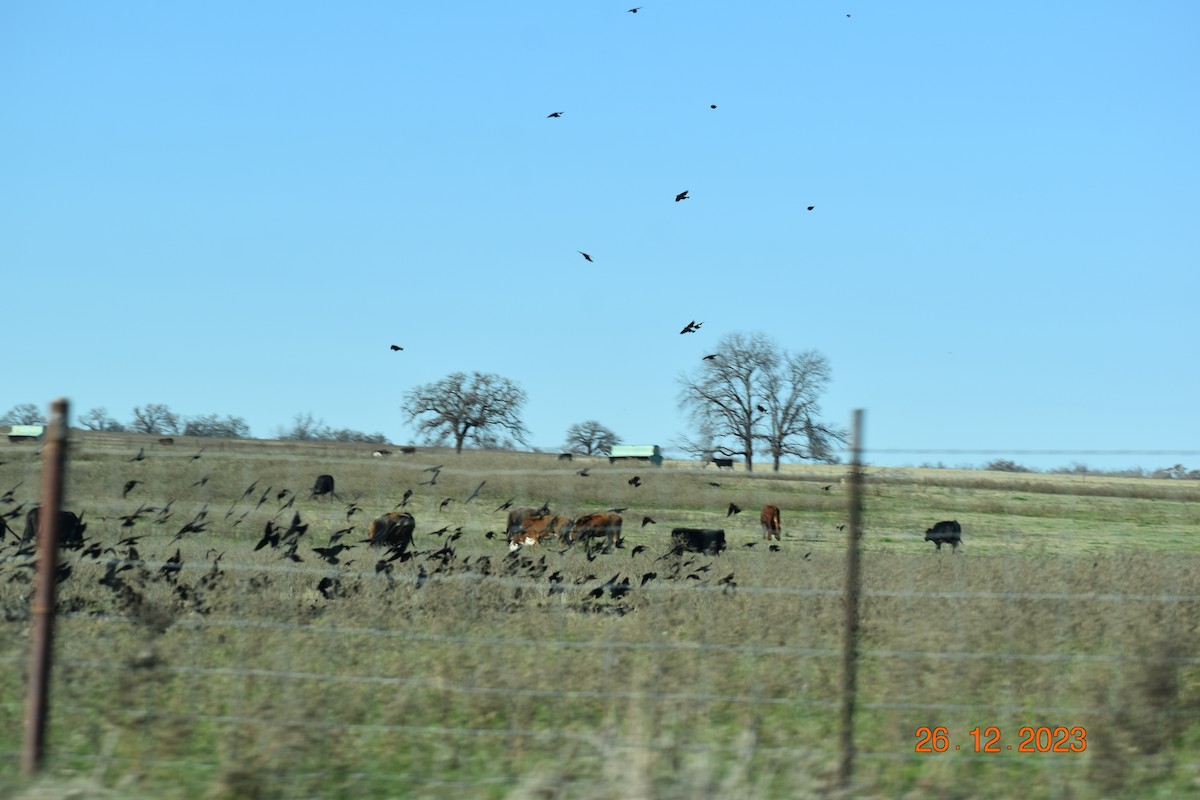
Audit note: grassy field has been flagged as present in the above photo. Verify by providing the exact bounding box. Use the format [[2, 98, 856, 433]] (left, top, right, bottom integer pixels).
[[2, 431, 1199, 799]]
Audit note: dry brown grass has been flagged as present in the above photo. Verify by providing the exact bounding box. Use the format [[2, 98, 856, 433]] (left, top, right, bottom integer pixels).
[[1, 431, 1198, 799]]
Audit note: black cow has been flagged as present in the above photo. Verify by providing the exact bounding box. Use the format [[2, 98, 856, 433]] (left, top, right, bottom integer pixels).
[[399, 446, 417, 454], [670, 527, 726, 555], [557, 453, 573, 461], [924, 520, 962, 551], [310, 474, 341, 500], [369, 512, 416, 549], [711, 458, 734, 470], [23, 507, 86, 547]]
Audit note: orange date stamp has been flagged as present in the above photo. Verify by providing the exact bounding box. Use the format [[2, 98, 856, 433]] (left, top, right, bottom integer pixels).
[[915, 726, 1087, 753]]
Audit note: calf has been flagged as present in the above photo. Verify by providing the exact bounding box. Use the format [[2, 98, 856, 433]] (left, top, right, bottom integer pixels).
[[760, 504, 781, 541], [670, 528, 726, 555], [924, 520, 962, 551]]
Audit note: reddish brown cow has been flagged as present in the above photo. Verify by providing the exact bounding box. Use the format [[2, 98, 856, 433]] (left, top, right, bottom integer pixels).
[[508, 514, 573, 550], [566, 512, 623, 552], [505, 507, 544, 543], [760, 504, 781, 541]]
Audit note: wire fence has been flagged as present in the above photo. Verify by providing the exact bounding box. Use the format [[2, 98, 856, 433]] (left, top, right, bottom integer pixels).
[[2, 422, 1200, 797]]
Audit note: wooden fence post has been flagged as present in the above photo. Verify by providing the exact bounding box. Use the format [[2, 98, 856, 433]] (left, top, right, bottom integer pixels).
[[22, 398, 69, 777], [838, 409, 864, 789]]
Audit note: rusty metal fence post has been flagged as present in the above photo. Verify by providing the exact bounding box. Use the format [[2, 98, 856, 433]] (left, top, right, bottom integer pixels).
[[22, 398, 69, 777], [838, 409, 864, 789]]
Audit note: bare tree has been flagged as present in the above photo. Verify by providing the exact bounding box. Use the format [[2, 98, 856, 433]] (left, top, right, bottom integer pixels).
[[565, 420, 621, 455], [277, 412, 329, 441], [403, 371, 529, 454], [78, 407, 126, 432], [757, 350, 846, 469], [129, 404, 181, 435], [184, 414, 251, 439], [677, 332, 843, 472], [0, 403, 47, 425]]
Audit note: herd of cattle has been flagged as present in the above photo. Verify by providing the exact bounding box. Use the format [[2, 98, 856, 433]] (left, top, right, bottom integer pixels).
[[359, 504, 792, 557]]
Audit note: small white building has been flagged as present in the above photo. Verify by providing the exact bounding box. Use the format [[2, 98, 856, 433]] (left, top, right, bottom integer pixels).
[[608, 445, 663, 466]]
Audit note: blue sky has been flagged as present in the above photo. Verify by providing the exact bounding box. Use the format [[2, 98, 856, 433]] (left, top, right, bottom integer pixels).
[[3, 2, 1197, 472]]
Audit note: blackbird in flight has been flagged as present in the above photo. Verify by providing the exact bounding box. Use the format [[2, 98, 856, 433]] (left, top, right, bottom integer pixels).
[[703, 354, 718, 361], [628, 6, 642, 12], [628, 476, 642, 487], [578, 251, 593, 262], [548, 111, 564, 118], [807, 206, 815, 211], [727, 502, 742, 517], [390, 345, 403, 351], [675, 190, 689, 202], [680, 320, 701, 334]]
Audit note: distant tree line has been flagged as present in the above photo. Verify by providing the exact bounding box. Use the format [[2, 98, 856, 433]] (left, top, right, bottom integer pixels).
[[0, 403, 386, 444]]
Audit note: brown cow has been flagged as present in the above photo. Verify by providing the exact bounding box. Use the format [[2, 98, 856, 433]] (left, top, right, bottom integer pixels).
[[760, 504, 781, 541], [565, 512, 623, 552], [508, 514, 574, 551], [369, 512, 416, 549], [505, 507, 545, 543]]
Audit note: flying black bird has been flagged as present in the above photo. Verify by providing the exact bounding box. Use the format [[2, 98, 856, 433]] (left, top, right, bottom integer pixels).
[[628, 6, 642, 12], [756, 405, 768, 413], [743, 542, 757, 548], [641, 516, 656, 527], [465, 481, 486, 503], [420, 473, 439, 486], [640, 571, 657, 587], [631, 545, 647, 557], [727, 502, 742, 517], [495, 497, 515, 512], [703, 354, 718, 361], [1, 482, 22, 503], [578, 250, 593, 262], [807, 205, 815, 211], [313, 543, 353, 565], [836, 524, 846, 531], [484, 530, 496, 540], [608, 507, 628, 514], [708, 482, 721, 487], [769, 545, 782, 552], [822, 484, 832, 491], [190, 447, 206, 461], [122, 480, 142, 498], [628, 476, 642, 487], [710, 104, 717, 109], [192, 475, 210, 487], [439, 498, 453, 512], [675, 190, 689, 202], [130, 448, 145, 462], [680, 320, 701, 334], [547, 111, 564, 118], [390, 344, 403, 351], [160, 549, 183, 584]]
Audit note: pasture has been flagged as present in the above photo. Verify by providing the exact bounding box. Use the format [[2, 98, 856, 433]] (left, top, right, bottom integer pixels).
[[2, 431, 1199, 799]]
